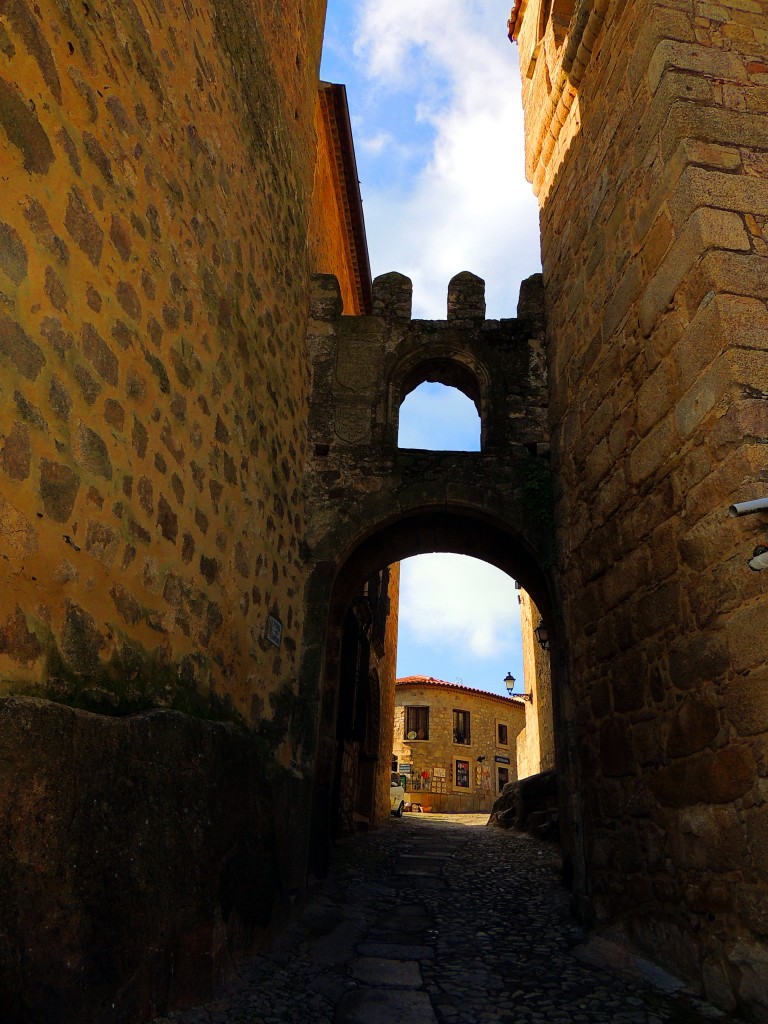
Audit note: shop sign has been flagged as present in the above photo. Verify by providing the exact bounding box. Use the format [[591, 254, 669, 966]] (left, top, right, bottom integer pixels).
[[495, 755, 511, 764]]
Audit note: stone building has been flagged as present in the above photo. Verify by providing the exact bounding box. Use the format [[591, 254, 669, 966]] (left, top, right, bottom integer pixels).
[[0, 4, 396, 1018], [393, 676, 527, 813]]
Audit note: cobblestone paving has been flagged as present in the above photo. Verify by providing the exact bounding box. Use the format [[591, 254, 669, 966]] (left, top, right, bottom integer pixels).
[[154, 814, 734, 1024]]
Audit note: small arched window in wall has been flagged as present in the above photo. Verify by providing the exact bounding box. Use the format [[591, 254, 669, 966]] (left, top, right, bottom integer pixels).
[[398, 382, 481, 452]]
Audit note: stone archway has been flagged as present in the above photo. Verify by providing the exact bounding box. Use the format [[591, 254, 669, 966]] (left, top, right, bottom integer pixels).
[[300, 270, 586, 902], [302, 503, 584, 900]]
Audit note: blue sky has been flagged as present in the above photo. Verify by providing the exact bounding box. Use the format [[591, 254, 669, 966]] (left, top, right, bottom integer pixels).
[[320, 0, 541, 698]]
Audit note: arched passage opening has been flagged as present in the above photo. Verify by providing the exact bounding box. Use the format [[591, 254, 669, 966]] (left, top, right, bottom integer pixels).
[[385, 352, 494, 449], [396, 553, 521, 687], [302, 506, 585, 902], [398, 385, 481, 451]]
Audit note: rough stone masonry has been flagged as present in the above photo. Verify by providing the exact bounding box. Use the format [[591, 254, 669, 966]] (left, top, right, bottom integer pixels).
[[0, 1, 327, 1020], [511, 0, 768, 1017]]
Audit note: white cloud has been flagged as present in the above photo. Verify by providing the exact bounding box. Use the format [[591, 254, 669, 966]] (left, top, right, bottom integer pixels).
[[353, 2, 442, 82], [359, 131, 393, 155], [351, 0, 541, 318], [358, 130, 419, 165], [398, 554, 520, 661]]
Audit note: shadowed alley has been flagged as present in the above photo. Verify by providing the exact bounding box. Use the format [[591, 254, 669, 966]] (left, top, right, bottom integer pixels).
[[154, 816, 734, 1024]]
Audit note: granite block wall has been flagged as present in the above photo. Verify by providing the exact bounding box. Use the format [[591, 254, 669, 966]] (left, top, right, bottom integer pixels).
[[514, 0, 768, 1015]]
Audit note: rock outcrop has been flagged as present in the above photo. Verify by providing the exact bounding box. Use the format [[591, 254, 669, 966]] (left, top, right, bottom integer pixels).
[[488, 769, 559, 843]]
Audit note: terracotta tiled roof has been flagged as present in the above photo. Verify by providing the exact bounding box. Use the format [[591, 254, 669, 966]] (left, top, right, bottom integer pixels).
[[396, 675, 526, 707]]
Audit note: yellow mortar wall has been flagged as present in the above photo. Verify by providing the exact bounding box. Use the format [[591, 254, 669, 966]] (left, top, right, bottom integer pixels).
[[515, 0, 768, 1013], [393, 682, 526, 813], [0, 0, 326, 732]]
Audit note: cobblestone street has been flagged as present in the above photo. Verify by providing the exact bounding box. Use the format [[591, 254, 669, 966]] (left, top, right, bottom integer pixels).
[[154, 815, 734, 1024]]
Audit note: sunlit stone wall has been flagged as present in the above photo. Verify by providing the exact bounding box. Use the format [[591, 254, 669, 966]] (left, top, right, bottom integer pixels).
[[0, 0, 324, 728], [0, 2, 330, 1019]]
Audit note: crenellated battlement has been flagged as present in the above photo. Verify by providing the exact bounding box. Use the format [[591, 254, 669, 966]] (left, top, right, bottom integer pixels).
[[372, 272, 413, 321], [307, 270, 547, 452]]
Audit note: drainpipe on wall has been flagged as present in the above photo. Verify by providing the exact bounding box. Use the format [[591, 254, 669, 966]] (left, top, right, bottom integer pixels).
[[729, 497, 768, 517]]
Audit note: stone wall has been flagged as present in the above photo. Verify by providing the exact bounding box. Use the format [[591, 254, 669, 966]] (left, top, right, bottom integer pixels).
[[513, 0, 768, 1015], [0, 0, 324, 727], [517, 588, 555, 779], [333, 564, 400, 834], [375, 561, 400, 823], [0, 1, 331, 1019], [0, 697, 301, 1024], [393, 679, 526, 812], [304, 270, 551, 559]]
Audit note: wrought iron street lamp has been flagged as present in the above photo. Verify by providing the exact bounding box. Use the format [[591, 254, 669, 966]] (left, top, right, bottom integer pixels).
[[533, 621, 550, 650], [504, 671, 532, 702]]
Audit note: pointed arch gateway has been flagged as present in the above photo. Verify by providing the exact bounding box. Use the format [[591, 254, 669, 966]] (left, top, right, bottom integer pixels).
[[299, 269, 585, 898]]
